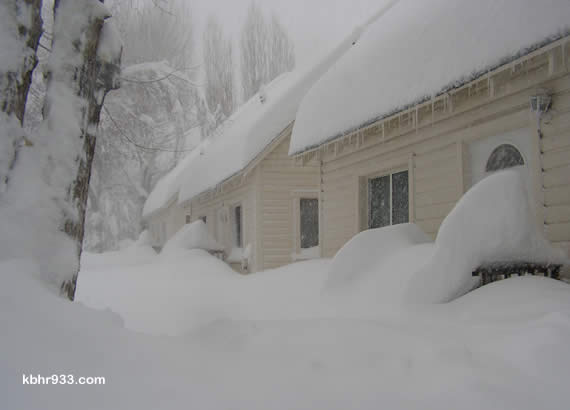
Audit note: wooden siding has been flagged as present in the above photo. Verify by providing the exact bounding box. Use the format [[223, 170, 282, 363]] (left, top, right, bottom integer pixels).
[[318, 41, 570, 258], [258, 133, 320, 270], [187, 173, 256, 273], [147, 198, 186, 248]]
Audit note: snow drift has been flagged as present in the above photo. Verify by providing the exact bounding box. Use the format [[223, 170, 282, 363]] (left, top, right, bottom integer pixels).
[[407, 170, 567, 303], [324, 224, 433, 309], [325, 170, 567, 307]]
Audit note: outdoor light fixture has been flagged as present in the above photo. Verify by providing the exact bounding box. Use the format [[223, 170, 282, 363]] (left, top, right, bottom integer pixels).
[[530, 90, 552, 114], [530, 89, 552, 134]]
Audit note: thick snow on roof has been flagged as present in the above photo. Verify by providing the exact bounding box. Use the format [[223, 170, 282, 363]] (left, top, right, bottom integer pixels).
[[142, 2, 400, 215], [142, 147, 200, 218], [176, 32, 365, 204], [290, 0, 570, 155], [176, 31, 382, 207]]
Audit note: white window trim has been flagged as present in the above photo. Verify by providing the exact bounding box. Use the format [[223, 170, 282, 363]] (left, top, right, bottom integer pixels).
[[361, 166, 410, 231], [229, 202, 244, 249], [291, 190, 320, 259]]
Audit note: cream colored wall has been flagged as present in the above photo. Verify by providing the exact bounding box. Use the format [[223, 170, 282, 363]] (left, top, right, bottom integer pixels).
[[146, 197, 186, 248], [185, 172, 257, 273], [318, 42, 570, 258], [257, 133, 320, 270]]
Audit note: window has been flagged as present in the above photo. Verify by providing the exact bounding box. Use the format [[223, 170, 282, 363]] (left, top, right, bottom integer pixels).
[[185, 215, 191, 224], [368, 170, 409, 229], [199, 215, 207, 224], [300, 198, 319, 249], [485, 144, 524, 172], [232, 205, 243, 248]]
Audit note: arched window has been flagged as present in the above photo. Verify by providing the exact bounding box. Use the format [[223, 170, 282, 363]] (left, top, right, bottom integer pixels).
[[485, 144, 525, 173]]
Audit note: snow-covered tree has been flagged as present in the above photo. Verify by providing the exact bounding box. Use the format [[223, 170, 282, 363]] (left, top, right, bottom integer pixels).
[[267, 14, 295, 82], [240, 2, 295, 101], [240, 2, 268, 102], [203, 15, 235, 125], [0, 0, 121, 300], [42, 0, 121, 299], [84, 61, 200, 252], [0, 0, 43, 190], [109, 0, 194, 70]]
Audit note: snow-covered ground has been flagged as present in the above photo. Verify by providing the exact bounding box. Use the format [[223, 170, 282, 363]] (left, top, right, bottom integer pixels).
[[3, 172, 570, 409], [3, 251, 570, 410]]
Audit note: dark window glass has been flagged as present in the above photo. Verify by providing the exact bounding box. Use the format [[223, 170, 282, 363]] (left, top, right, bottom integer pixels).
[[486, 144, 524, 172], [186, 215, 191, 224], [392, 171, 409, 225], [300, 198, 319, 248], [234, 205, 242, 248], [368, 175, 390, 228]]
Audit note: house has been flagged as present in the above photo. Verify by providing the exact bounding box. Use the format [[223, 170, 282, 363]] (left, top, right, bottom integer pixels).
[[289, 0, 570, 260], [142, 26, 366, 272]]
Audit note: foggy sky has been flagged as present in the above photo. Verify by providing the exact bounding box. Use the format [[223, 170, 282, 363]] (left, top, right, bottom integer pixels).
[[190, 0, 385, 70]]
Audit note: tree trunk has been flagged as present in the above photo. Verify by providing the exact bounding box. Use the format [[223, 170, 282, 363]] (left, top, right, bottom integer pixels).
[[0, 0, 43, 188], [44, 0, 121, 300], [0, 0, 43, 122]]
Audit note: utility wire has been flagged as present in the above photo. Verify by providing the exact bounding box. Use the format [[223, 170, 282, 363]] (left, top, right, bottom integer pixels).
[[103, 105, 196, 153]]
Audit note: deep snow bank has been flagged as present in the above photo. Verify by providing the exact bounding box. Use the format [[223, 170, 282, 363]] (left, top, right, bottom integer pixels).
[[77, 249, 330, 335], [324, 171, 566, 307], [324, 224, 433, 309], [7, 254, 570, 410], [327, 223, 431, 288], [407, 170, 566, 303]]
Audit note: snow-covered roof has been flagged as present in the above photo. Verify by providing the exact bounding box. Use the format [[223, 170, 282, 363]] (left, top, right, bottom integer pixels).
[[143, 17, 377, 217], [289, 0, 570, 155], [142, 147, 200, 218]]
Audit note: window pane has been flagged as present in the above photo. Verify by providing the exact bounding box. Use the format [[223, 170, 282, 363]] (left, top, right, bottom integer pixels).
[[300, 198, 319, 248], [368, 175, 390, 228], [392, 171, 409, 225], [486, 144, 524, 172], [234, 205, 242, 248]]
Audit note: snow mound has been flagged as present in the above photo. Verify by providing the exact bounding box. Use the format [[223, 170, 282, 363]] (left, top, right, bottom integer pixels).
[[161, 221, 223, 255], [327, 223, 431, 288], [323, 171, 566, 308], [407, 170, 567, 303], [290, 0, 570, 154], [323, 224, 434, 309], [135, 229, 153, 247], [450, 276, 570, 323]]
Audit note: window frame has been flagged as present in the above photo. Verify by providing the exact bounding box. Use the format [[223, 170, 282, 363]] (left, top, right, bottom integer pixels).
[[230, 203, 243, 249], [361, 166, 410, 231], [485, 143, 525, 173], [299, 197, 319, 250], [291, 190, 320, 258]]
